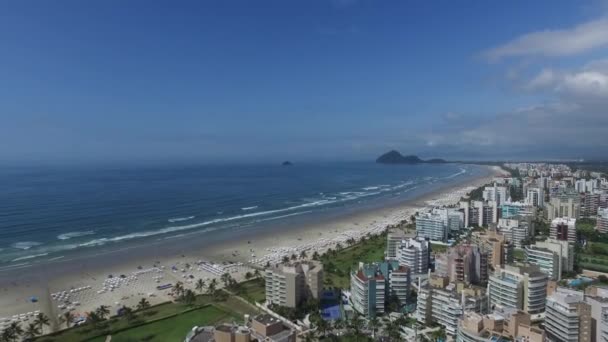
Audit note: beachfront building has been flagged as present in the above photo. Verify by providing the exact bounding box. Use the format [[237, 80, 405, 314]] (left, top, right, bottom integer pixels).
[[416, 280, 488, 336], [460, 200, 497, 228], [488, 264, 548, 314], [483, 184, 510, 206], [396, 237, 430, 275], [432, 207, 465, 233], [550, 217, 577, 243], [416, 212, 448, 242], [350, 261, 411, 317], [265, 261, 323, 308], [597, 207, 608, 234], [525, 188, 544, 207], [545, 290, 592, 342], [386, 229, 407, 259]]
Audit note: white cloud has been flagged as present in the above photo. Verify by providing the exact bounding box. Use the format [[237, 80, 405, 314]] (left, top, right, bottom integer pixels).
[[525, 68, 558, 90], [559, 70, 608, 98], [482, 17, 608, 61], [522, 59, 608, 102]]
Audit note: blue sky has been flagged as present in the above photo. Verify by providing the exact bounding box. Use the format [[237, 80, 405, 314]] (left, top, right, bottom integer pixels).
[[2, 1, 608, 163]]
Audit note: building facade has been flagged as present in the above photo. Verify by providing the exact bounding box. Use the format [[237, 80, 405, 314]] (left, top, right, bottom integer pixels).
[[265, 261, 323, 308], [488, 265, 548, 314], [396, 237, 430, 274], [545, 290, 591, 342], [350, 261, 410, 317]]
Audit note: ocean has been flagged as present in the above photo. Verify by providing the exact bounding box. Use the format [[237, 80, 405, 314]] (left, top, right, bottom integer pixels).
[[0, 162, 488, 270]]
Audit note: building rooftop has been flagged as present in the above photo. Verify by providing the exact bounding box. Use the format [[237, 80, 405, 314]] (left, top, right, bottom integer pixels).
[[254, 314, 282, 326]]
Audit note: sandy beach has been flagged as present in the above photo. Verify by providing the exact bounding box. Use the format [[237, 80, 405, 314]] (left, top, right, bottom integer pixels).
[[0, 165, 506, 334]]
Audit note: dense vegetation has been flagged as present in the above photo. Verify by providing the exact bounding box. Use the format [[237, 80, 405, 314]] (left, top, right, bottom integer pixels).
[[319, 232, 386, 289]]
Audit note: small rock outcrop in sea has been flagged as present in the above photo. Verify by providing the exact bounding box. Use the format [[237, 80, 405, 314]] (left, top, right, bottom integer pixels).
[[375, 150, 447, 164], [282, 161, 293, 166]]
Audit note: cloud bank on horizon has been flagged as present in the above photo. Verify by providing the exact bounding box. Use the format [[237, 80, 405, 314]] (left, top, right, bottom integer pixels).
[[446, 13, 608, 160], [0, 1, 607, 163]]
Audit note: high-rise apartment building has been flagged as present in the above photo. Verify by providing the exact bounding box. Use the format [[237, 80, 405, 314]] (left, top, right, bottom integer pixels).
[[396, 237, 430, 275], [488, 264, 548, 314], [550, 217, 577, 243], [416, 212, 448, 242], [265, 261, 323, 308], [545, 290, 592, 342], [446, 245, 489, 285], [526, 239, 574, 280], [350, 261, 411, 317], [597, 208, 608, 234], [417, 281, 488, 336], [525, 188, 544, 207]]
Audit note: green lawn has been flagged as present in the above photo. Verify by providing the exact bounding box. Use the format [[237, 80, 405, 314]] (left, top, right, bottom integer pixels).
[[37, 293, 258, 342], [90, 305, 229, 342], [233, 278, 266, 304], [321, 233, 386, 289], [580, 262, 608, 273]]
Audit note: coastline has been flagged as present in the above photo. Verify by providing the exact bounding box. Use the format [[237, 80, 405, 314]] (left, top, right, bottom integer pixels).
[[0, 164, 506, 333]]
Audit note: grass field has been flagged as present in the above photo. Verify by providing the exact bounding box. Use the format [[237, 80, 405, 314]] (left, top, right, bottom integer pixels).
[[89, 305, 230, 342], [37, 293, 258, 342], [321, 233, 386, 289], [233, 278, 266, 304]]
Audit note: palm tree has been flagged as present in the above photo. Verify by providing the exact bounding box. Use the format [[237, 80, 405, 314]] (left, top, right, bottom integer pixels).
[[315, 317, 330, 338], [368, 317, 380, 338], [312, 251, 320, 260], [95, 305, 110, 320], [137, 298, 151, 311], [62, 311, 74, 328], [207, 278, 218, 295], [23, 323, 41, 340], [282, 255, 290, 263], [303, 332, 316, 342], [173, 281, 184, 297], [183, 289, 196, 306], [220, 273, 232, 288], [34, 312, 50, 332], [335, 243, 343, 251], [299, 250, 307, 259], [290, 253, 297, 261], [245, 271, 253, 280], [88, 311, 102, 329], [253, 269, 261, 278], [3, 322, 23, 342], [121, 305, 135, 322], [195, 278, 205, 293]]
